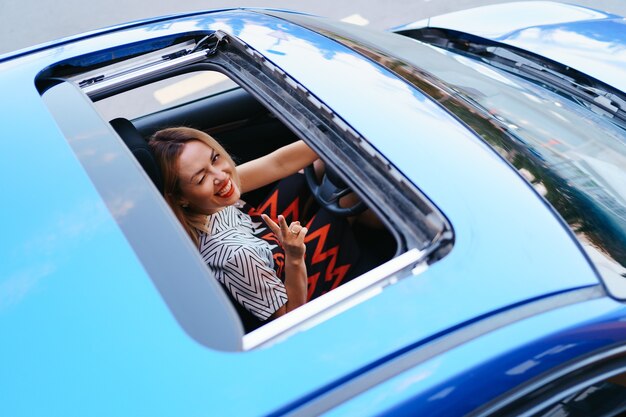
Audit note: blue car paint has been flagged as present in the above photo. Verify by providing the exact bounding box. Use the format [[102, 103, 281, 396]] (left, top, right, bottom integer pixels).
[[327, 296, 626, 416], [395, 1, 626, 94], [0, 6, 621, 416]]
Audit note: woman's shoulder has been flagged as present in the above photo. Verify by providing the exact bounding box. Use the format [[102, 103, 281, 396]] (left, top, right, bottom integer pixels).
[[206, 204, 248, 231], [198, 226, 247, 265], [198, 228, 270, 269], [200, 205, 256, 248]]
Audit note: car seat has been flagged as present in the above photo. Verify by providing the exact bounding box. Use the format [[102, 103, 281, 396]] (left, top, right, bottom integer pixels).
[[110, 117, 164, 193]]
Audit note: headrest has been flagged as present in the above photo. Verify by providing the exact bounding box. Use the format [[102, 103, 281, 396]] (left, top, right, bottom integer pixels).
[[110, 118, 164, 193]]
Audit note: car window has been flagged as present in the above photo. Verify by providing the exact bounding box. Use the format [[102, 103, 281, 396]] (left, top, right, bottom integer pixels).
[[477, 353, 626, 417], [533, 371, 626, 416]]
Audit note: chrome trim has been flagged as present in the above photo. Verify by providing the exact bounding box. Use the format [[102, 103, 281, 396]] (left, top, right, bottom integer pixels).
[[80, 48, 210, 97], [70, 41, 196, 85], [243, 248, 426, 350]]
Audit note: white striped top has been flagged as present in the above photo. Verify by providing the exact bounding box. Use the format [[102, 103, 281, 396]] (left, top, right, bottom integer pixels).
[[198, 203, 288, 321]]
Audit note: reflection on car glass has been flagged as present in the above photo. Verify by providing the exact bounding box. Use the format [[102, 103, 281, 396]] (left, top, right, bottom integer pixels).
[[536, 380, 626, 416]]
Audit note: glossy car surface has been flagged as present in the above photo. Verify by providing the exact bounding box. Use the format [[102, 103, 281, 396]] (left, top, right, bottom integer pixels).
[[1, 2, 626, 416]]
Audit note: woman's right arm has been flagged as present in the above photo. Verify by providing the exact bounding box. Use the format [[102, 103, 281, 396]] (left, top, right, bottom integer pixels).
[[263, 214, 308, 318], [238, 141, 318, 194]]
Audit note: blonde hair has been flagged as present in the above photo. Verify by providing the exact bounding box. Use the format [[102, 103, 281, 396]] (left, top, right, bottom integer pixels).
[[149, 127, 240, 246]]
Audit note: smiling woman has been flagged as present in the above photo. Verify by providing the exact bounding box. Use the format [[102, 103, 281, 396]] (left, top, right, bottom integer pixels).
[[146, 124, 365, 331], [149, 127, 243, 233]]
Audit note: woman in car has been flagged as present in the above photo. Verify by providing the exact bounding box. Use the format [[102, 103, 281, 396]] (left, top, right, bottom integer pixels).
[[149, 127, 359, 331]]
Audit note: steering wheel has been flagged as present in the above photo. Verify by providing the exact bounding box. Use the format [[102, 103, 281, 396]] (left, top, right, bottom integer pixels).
[[304, 164, 367, 217]]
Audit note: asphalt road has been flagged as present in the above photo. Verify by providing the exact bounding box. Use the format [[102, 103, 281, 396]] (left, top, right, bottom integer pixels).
[[2, 0, 626, 55]]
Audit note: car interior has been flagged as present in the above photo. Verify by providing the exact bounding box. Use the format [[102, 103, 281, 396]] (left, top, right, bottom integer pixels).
[[101, 68, 398, 330]]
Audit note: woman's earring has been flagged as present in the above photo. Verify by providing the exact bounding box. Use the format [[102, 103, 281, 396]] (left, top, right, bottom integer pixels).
[[181, 202, 189, 208]]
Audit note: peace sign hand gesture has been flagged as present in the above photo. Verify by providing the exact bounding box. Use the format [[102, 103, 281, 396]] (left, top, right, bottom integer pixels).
[[261, 214, 307, 259]]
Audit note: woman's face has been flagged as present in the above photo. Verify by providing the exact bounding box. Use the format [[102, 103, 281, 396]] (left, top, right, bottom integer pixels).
[[176, 140, 240, 214]]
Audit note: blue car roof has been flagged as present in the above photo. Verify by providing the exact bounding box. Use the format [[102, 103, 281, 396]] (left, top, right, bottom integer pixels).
[[0, 9, 602, 416]]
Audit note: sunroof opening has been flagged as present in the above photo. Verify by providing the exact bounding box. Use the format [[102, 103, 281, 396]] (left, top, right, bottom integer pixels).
[[37, 32, 451, 350]]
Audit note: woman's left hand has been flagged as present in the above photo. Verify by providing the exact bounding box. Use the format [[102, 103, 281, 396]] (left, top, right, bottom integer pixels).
[[261, 214, 307, 258]]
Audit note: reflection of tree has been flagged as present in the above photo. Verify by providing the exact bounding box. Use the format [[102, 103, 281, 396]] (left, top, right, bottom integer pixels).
[[462, 109, 626, 267], [456, 104, 626, 266]]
